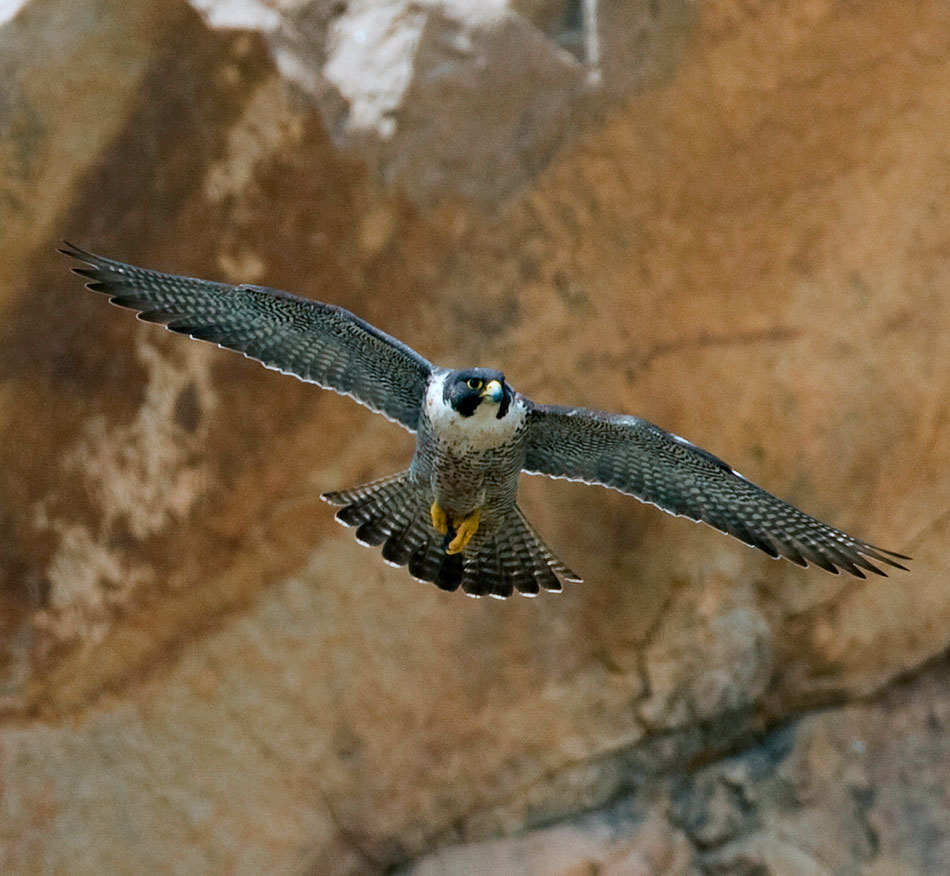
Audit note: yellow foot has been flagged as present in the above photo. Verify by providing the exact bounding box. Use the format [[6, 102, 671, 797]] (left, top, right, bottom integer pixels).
[[446, 508, 481, 555], [430, 501, 450, 535]]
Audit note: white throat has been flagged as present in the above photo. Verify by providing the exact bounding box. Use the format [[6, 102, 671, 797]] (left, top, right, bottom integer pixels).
[[424, 372, 525, 451]]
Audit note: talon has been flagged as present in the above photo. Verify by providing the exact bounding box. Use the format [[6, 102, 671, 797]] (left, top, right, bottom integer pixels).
[[446, 508, 480, 555], [430, 501, 450, 535]]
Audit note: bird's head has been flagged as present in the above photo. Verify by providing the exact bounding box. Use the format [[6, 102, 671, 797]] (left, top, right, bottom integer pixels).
[[443, 368, 512, 419]]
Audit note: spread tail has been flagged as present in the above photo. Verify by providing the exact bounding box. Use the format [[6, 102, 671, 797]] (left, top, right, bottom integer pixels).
[[459, 505, 583, 598], [322, 474, 581, 598]]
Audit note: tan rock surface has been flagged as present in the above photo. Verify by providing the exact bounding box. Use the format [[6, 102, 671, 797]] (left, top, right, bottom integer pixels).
[[189, 0, 689, 206], [403, 657, 950, 876], [0, 1, 947, 874]]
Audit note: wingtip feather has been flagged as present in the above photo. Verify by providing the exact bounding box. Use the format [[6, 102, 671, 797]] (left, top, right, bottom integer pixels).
[[60, 241, 94, 262]]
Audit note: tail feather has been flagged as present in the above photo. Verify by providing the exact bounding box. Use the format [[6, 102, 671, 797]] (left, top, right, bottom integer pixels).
[[513, 507, 583, 592], [521, 507, 582, 584], [457, 548, 512, 599], [409, 538, 447, 585], [521, 528, 561, 594], [499, 528, 531, 597], [322, 472, 581, 598], [484, 548, 513, 599], [459, 552, 486, 598], [491, 552, 513, 600], [434, 552, 465, 592], [381, 514, 427, 568], [355, 519, 388, 547]]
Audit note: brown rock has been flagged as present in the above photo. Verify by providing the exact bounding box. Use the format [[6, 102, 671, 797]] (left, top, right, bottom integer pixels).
[[409, 658, 950, 875], [680, 658, 950, 875], [639, 576, 773, 730], [403, 809, 699, 876], [192, 0, 689, 207]]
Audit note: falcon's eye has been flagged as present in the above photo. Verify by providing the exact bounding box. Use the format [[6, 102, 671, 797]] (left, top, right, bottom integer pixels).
[[466, 377, 483, 390]]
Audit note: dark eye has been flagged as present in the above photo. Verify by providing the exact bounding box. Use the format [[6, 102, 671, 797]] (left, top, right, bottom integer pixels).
[[466, 378, 482, 390]]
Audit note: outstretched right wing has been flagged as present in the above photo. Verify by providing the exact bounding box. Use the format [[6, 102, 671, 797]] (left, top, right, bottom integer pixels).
[[63, 244, 434, 431], [522, 401, 910, 578]]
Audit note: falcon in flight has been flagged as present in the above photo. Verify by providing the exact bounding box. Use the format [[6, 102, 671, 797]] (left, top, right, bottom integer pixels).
[[63, 244, 909, 597]]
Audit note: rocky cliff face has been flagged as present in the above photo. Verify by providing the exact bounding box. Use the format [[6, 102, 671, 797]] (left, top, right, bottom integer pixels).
[[0, 1, 947, 874]]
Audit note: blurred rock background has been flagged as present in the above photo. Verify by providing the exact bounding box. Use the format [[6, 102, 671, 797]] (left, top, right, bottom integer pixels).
[[0, 0, 947, 873]]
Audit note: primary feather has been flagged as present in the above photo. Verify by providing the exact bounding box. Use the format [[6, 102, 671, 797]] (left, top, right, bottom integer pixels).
[[60, 242, 432, 430], [522, 404, 909, 578]]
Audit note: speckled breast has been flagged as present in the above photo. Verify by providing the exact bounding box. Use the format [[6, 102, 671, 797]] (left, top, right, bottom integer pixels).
[[413, 402, 528, 519]]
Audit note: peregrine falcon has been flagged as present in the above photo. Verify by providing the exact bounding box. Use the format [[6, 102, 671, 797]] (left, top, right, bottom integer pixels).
[[62, 244, 909, 597]]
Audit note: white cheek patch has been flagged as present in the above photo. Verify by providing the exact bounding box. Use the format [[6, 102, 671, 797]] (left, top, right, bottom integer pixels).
[[425, 374, 525, 451], [425, 373, 452, 423]]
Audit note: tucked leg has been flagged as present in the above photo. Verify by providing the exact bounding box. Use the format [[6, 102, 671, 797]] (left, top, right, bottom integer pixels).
[[430, 501, 450, 535], [447, 508, 481, 555]]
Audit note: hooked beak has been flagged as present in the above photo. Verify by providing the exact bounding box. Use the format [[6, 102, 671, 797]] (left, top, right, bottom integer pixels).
[[480, 379, 504, 403]]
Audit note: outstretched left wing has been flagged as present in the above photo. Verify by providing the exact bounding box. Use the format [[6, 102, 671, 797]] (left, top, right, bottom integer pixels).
[[62, 244, 434, 430], [522, 401, 909, 577]]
